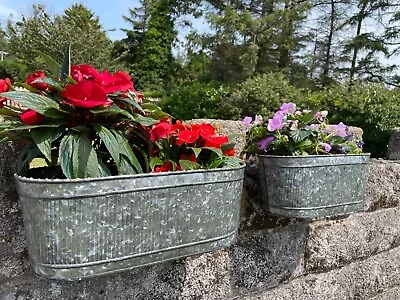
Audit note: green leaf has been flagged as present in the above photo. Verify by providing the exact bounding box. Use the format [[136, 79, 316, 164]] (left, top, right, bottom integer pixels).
[[6, 124, 59, 131], [96, 126, 121, 167], [98, 160, 112, 177], [17, 145, 41, 174], [30, 128, 55, 162], [149, 110, 172, 120], [60, 43, 71, 81], [115, 131, 143, 173], [59, 134, 75, 179], [290, 130, 314, 143], [0, 91, 60, 115], [150, 157, 164, 170], [0, 108, 20, 118], [119, 155, 137, 175], [131, 113, 159, 126], [203, 147, 223, 157], [179, 159, 202, 170], [34, 51, 60, 75], [299, 109, 319, 124], [221, 143, 235, 151], [125, 93, 145, 113], [142, 103, 161, 111], [189, 147, 202, 158], [14, 83, 41, 93], [33, 78, 62, 90], [73, 133, 100, 178]]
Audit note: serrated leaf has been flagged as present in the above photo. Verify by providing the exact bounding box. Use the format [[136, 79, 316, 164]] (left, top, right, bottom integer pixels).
[[73, 133, 100, 178], [150, 157, 164, 170], [290, 130, 314, 143], [60, 43, 71, 81], [59, 134, 75, 179], [34, 51, 61, 75], [0, 91, 59, 115], [14, 83, 41, 93], [179, 159, 202, 170], [30, 127, 55, 161]]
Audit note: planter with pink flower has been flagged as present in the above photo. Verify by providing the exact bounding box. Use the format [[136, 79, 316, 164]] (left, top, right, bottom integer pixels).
[[244, 103, 369, 219], [0, 51, 244, 280]]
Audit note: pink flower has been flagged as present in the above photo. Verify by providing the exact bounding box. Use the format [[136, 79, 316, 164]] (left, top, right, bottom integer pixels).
[[243, 116, 253, 127], [279, 103, 296, 115], [267, 112, 285, 131], [254, 115, 263, 125], [258, 136, 275, 150], [324, 122, 348, 137], [314, 110, 328, 121], [321, 143, 332, 152]]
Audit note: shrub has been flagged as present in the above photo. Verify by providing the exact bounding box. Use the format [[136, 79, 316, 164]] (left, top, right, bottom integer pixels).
[[302, 84, 400, 158], [221, 73, 303, 120], [161, 82, 230, 120], [0, 60, 28, 82]]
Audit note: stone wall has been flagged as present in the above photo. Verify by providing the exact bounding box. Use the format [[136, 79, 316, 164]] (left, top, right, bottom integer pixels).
[[1, 123, 400, 300]]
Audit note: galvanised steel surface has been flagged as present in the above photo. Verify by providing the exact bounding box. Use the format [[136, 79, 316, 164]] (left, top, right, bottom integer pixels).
[[257, 154, 370, 219], [15, 166, 244, 280]]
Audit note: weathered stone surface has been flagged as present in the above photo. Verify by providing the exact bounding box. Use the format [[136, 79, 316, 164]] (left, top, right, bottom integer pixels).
[[364, 159, 400, 211], [348, 126, 363, 143], [187, 119, 247, 158], [305, 206, 400, 272], [387, 128, 400, 160], [241, 246, 400, 300], [369, 285, 400, 300]]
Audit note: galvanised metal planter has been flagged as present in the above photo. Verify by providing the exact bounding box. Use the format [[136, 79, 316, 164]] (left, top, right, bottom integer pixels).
[[257, 154, 370, 219], [15, 165, 244, 280]]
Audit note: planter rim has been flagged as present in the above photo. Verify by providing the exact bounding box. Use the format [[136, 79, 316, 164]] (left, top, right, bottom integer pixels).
[[257, 153, 370, 158], [14, 164, 245, 184]]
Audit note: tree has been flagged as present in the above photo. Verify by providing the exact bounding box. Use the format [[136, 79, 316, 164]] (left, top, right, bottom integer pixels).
[[6, 4, 116, 72]]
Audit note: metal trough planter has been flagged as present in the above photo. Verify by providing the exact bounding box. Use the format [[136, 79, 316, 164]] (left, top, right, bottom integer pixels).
[[257, 154, 370, 219], [15, 165, 244, 280]]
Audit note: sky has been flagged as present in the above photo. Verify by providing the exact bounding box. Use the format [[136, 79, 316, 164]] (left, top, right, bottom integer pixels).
[[0, 0, 142, 41]]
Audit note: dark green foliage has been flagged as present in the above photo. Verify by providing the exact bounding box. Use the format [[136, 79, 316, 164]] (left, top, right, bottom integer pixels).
[[0, 60, 28, 81], [303, 84, 400, 158], [221, 73, 303, 120], [161, 82, 230, 120]]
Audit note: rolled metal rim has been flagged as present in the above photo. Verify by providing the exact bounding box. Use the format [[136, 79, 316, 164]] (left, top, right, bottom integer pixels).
[[15, 165, 245, 184], [257, 154, 370, 168]]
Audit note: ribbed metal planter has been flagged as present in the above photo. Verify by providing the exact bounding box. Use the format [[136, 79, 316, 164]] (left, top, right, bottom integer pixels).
[[15, 166, 244, 280], [257, 154, 370, 219]]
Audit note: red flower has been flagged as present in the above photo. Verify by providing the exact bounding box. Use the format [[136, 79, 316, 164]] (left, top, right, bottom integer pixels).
[[0, 78, 11, 108], [71, 64, 100, 83], [20, 109, 44, 125], [171, 120, 189, 133], [62, 81, 113, 109], [150, 119, 172, 142], [180, 153, 197, 162], [97, 71, 134, 94], [154, 162, 174, 173], [204, 136, 229, 149], [25, 71, 48, 91], [198, 123, 216, 138], [176, 129, 201, 146], [223, 148, 235, 156]]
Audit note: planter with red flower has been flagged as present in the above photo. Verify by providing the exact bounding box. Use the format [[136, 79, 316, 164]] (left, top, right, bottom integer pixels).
[[0, 51, 244, 280]]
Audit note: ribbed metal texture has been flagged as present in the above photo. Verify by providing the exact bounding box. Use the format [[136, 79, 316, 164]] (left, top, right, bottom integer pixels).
[[257, 154, 370, 219], [15, 166, 244, 280]]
